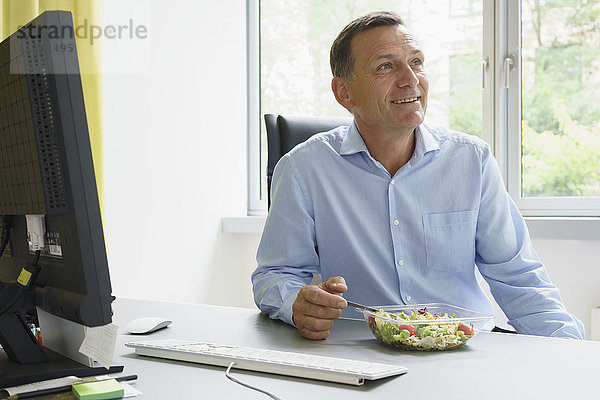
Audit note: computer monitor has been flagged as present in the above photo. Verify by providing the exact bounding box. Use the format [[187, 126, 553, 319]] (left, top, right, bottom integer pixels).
[[0, 11, 117, 387]]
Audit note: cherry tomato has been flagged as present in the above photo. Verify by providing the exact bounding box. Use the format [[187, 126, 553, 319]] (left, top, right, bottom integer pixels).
[[396, 324, 416, 336], [458, 323, 474, 336]]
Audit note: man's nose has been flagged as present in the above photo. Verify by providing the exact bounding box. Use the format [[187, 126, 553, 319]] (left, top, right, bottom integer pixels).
[[395, 63, 419, 88]]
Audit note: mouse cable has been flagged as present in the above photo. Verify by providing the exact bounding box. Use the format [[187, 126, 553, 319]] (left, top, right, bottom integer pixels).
[[225, 362, 282, 400], [0, 250, 42, 317], [0, 216, 19, 317], [32, 249, 41, 265], [0, 217, 42, 318]]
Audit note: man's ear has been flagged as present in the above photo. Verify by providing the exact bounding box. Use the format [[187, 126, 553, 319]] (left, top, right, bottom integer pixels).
[[332, 77, 354, 111]]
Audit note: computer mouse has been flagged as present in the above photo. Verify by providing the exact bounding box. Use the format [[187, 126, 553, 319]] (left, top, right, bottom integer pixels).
[[125, 317, 172, 334]]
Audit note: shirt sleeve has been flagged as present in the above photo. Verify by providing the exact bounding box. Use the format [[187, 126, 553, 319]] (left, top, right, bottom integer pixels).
[[251, 155, 320, 326], [474, 145, 585, 339]]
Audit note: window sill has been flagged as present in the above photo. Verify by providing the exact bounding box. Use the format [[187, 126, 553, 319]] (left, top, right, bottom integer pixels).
[[221, 216, 599, 240], [524, 217, 600, 241], [221, 216, 266, 234]]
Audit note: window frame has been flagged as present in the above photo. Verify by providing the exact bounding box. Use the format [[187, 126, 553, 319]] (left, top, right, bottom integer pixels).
[[247, 0, 600, 217], [247, 0, 265, 215]]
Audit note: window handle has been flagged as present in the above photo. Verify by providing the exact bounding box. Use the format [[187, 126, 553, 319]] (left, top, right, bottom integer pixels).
[[481, 58, 489, 90], [503, 57, 514, 88]]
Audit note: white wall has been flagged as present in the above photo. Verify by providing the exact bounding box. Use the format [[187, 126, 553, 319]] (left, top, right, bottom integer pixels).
[[103, 0, 258, 307], [102, 1, 600, 339]]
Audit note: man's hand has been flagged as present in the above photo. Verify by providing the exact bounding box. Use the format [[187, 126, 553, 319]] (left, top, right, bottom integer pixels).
[[292, 276, 348, 340]]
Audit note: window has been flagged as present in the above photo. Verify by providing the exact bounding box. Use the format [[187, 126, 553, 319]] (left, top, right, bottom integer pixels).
[[508, 0, 600, 215], [450, 53, 483, 137], [249, 0, 600, 216]]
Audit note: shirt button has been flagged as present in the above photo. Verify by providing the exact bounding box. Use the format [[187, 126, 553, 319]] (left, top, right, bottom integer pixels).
[[391, 179, 396, 185], [406, 295, 412, 302], [393, 219, 399, 226], [397, 259, 404, 266]]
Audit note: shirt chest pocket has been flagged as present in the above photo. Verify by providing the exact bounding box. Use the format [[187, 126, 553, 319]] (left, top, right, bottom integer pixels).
[[423, 210, 478, 272]]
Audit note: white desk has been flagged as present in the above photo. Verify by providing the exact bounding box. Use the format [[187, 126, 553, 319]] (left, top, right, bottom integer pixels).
[[113, 298, 599, 399]]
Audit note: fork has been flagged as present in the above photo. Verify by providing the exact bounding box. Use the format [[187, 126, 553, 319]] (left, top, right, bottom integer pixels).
[[345, 300, 379, 313]]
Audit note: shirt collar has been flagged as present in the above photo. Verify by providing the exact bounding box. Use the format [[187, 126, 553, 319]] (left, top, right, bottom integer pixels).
[[339, 121, 369, 156], [339, 121, 440, 162], [410, 124, 440, 165]]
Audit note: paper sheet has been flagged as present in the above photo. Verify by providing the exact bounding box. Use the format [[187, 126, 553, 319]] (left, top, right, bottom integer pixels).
[[122, 383, 143, 397], [3, 375, 142, 398], [3, 376, 80, 396], [78, 324, 119, 369]]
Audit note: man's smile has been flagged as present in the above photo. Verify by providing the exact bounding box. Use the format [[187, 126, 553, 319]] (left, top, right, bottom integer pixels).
[[390, 96, 420, 104]]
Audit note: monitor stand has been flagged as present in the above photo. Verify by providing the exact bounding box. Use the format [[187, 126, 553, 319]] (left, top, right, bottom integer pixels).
[[0, 311, 46, 364], [0, 346, 124, 388], [0, 310, 123, 388]]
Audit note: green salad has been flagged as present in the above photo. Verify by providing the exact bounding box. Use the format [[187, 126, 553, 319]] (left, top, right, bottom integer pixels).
[[366, 307, 476, 351]]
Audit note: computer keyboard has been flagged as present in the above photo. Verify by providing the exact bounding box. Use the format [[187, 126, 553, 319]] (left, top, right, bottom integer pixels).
[[125, 339, 407, 386]]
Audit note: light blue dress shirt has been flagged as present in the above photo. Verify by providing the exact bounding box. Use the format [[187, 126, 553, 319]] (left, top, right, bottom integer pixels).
[[252, 122, 584, 339]]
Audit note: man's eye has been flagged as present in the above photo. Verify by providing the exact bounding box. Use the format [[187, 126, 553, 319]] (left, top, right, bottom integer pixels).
[[377, 63, 392, 70], [412, 59, 423, 67]]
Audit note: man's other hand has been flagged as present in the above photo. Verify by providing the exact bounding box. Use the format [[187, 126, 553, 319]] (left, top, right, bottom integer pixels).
[[292, 276, 348, 340]]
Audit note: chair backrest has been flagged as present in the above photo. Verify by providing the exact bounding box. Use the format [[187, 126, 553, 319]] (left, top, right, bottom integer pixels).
[[264, 114, 352, 207]]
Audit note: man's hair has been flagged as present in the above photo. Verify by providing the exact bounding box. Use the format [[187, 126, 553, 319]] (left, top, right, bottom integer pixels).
[[330, 11, 405, 81]]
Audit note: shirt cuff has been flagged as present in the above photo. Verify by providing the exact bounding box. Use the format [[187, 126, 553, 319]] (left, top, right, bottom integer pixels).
[[280, 289, 300, 327]]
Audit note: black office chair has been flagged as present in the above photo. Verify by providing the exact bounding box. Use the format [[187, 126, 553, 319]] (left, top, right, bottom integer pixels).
[[264, 114, 352, 207]]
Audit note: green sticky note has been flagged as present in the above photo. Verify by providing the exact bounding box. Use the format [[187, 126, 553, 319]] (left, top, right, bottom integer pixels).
[[72, 379, 125, 400]]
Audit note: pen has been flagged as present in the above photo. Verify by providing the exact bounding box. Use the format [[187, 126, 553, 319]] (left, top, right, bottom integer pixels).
[[7, 374, 138, 399]]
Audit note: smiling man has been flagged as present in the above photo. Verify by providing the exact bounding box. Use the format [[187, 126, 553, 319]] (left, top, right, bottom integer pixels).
[[252, 11, 584, 341]]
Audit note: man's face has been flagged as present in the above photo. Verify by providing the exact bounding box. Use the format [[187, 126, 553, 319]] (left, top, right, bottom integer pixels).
[[341, 25, 428, 133]]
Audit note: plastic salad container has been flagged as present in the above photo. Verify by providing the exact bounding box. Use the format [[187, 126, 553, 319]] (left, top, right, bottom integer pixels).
[[356, 303, 494, 351]]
